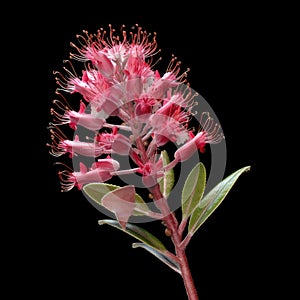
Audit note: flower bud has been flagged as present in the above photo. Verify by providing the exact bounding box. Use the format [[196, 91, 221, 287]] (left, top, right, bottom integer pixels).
[[174, 132, 206, 162]]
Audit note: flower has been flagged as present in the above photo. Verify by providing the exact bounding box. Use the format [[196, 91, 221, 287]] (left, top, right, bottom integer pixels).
[[130, 149, 164, 187], [48, 24, 224, 192], [58, 156, 120, 192], [48, 131, 106, 158], [95, 127, 131, 155], [47, 24, 251, 300], [63, 101, 106, 131], [174, 112, 224, 162]]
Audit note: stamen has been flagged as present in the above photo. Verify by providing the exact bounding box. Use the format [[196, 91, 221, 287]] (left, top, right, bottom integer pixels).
[[111, 167, 140, 176], [104, 123, 132, 132], [166, 55, 182, 77], [199, 112, 225, 143], [54, 161, 73, 171], [54, 91, 75, 111], [48, 124, 68, 141], [63, 59, 78, 77], [53, 70, 69, 88], [149, 55, 162, 69]]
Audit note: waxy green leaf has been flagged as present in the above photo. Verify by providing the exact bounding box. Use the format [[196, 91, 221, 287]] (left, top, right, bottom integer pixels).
[[83, 183, 150, 216], [132, 243, 181, 274], [188, 166, 251, 235], [98, 219, 166, 251], [181, 162, 206, 219], [158, 150, 174, 198]]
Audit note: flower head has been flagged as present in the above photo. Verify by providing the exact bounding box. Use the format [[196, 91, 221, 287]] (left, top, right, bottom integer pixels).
[[46, 24, 251, 300], [48, 24, 224, 192]]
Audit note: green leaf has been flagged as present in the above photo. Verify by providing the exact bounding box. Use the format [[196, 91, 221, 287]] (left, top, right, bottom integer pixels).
[[188, 165, 251, 235], [83, 183, 150, 216], [98, 219, 166, 251], [158, 150, 174, 198], [132, 243, 181, 274], [181, 162, 206, 220], [83, 182, 118, 201]]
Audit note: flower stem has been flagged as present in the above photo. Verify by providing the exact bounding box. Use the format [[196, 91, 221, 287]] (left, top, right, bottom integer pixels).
[[150, 184, 199, 300], [134, 136, 199, 299], [176, 248, 199, 300]]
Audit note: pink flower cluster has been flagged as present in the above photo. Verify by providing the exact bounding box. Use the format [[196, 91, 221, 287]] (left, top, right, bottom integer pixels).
[[48, 24, 223, 192]]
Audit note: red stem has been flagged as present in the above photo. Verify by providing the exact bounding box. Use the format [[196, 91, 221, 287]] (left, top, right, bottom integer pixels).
[[150, 185, 199, 300], [135, 138, 199, 299]]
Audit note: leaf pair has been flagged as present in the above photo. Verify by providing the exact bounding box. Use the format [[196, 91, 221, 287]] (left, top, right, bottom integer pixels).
[[98, 219, 181, 274], [181, 162, 251, 237], [83, 153, 250, 274]]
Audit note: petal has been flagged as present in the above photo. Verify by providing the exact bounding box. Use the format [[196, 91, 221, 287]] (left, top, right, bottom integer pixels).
[[101, 185, 136, 229]]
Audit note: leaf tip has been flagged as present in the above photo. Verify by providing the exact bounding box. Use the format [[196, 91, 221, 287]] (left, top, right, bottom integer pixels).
[[98, 220, 105, 226], [119, 220, 127, 230], [243, 165, 251, 174], [132, 243, 139, 249]]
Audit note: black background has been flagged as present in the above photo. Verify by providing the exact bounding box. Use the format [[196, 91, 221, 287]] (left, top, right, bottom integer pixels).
[[7, 2, 288, 299]]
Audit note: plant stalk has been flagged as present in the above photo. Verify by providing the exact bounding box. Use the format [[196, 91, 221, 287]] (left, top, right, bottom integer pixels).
[[135, 137, 199, 299], [150, 184, 199, 300]]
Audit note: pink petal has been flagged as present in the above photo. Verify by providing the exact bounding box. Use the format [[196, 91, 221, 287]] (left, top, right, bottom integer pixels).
[[101, 185, 136, 229]]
